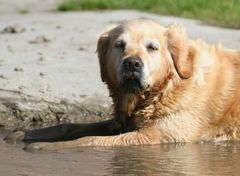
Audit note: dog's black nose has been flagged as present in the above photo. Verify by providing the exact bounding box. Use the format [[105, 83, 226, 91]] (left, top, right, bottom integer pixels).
[[123, 57, 143, 71]]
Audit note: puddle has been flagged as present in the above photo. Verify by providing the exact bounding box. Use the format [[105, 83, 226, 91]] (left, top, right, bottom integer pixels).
[[1, 134, 240, 176]]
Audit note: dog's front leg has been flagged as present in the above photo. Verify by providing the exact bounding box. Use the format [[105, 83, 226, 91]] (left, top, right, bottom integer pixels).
[[5, 120, 118, 143], [24, 127, 163, 151]]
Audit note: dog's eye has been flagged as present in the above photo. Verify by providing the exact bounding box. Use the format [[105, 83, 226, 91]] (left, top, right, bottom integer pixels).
[[115, 40, 126, 50], [147, 43, 159, 52]]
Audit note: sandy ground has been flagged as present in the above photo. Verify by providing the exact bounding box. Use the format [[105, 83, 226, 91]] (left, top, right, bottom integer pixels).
[[0, 8, 239, 130], [0, 0, 65, 13]]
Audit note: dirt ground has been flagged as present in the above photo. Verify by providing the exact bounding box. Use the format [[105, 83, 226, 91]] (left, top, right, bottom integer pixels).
[[0, 1, 239, 130], [0, 0, 65, 13]]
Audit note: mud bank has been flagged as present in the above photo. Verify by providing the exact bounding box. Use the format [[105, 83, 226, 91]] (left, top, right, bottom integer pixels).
[[0, 90, 111, 131]]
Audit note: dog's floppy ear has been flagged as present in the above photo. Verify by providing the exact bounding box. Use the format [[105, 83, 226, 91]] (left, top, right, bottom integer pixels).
[[165, 24, 195, 79], [97, 32, 110, 82], [97, 24, 118, 82]]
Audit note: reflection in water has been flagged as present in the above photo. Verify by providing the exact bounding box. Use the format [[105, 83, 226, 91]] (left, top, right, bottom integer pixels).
[[1, 136, 240, 176], [107, 143, 240, 176]]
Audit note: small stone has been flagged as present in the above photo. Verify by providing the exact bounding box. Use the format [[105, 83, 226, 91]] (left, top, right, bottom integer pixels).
[[0, 75, 7, 79], [39, 56, 45, 61], [29, 35, 51, 44], [14, 68, 23, 72], [39, 72, 45, 76], [80, 94, 87, 98], [56, 25, 62, 29], [78, 47, 86, 51], [4, 131, 25, 144], [18, 85, 25, 90], [2, 24, 26, 34]]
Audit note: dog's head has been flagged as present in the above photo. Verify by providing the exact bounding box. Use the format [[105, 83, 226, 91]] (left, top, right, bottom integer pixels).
[[97, 19, 195, 94]]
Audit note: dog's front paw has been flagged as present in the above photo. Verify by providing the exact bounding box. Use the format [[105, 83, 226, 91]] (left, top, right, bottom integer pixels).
[[4, 131, 25, 144], [24, 142, 53, 151]]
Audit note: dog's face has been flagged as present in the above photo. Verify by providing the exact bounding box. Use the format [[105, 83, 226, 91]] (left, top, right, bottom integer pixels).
[[97, 19, 195, 94]]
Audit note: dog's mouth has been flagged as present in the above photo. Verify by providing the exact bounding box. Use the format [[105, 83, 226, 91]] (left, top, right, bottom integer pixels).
[[120, 71, 145, 94]]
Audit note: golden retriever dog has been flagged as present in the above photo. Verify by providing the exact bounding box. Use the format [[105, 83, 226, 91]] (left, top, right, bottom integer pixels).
[[8, 19, 240, 150]]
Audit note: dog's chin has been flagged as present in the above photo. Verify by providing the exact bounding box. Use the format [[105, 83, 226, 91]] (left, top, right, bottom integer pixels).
[[120, 79, 145, 94]]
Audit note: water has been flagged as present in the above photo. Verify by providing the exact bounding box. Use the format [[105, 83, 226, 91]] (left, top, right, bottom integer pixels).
[[1, 136, 240, 176]]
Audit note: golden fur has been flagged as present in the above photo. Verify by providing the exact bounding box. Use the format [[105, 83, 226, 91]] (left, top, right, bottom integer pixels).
[[25, 19, 240, 150]]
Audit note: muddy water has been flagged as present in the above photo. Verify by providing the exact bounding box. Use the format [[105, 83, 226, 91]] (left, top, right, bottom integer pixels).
[[1, 135, 240, 176]]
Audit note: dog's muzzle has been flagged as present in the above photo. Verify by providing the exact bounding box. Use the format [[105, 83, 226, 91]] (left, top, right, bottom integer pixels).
[[120, 57, 145, 93]]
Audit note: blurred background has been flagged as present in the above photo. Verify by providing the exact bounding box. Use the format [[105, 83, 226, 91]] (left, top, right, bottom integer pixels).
[[0, 0, 239, 28]]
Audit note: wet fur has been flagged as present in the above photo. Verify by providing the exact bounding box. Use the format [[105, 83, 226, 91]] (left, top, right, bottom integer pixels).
[[12, 19, 240, 150]]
